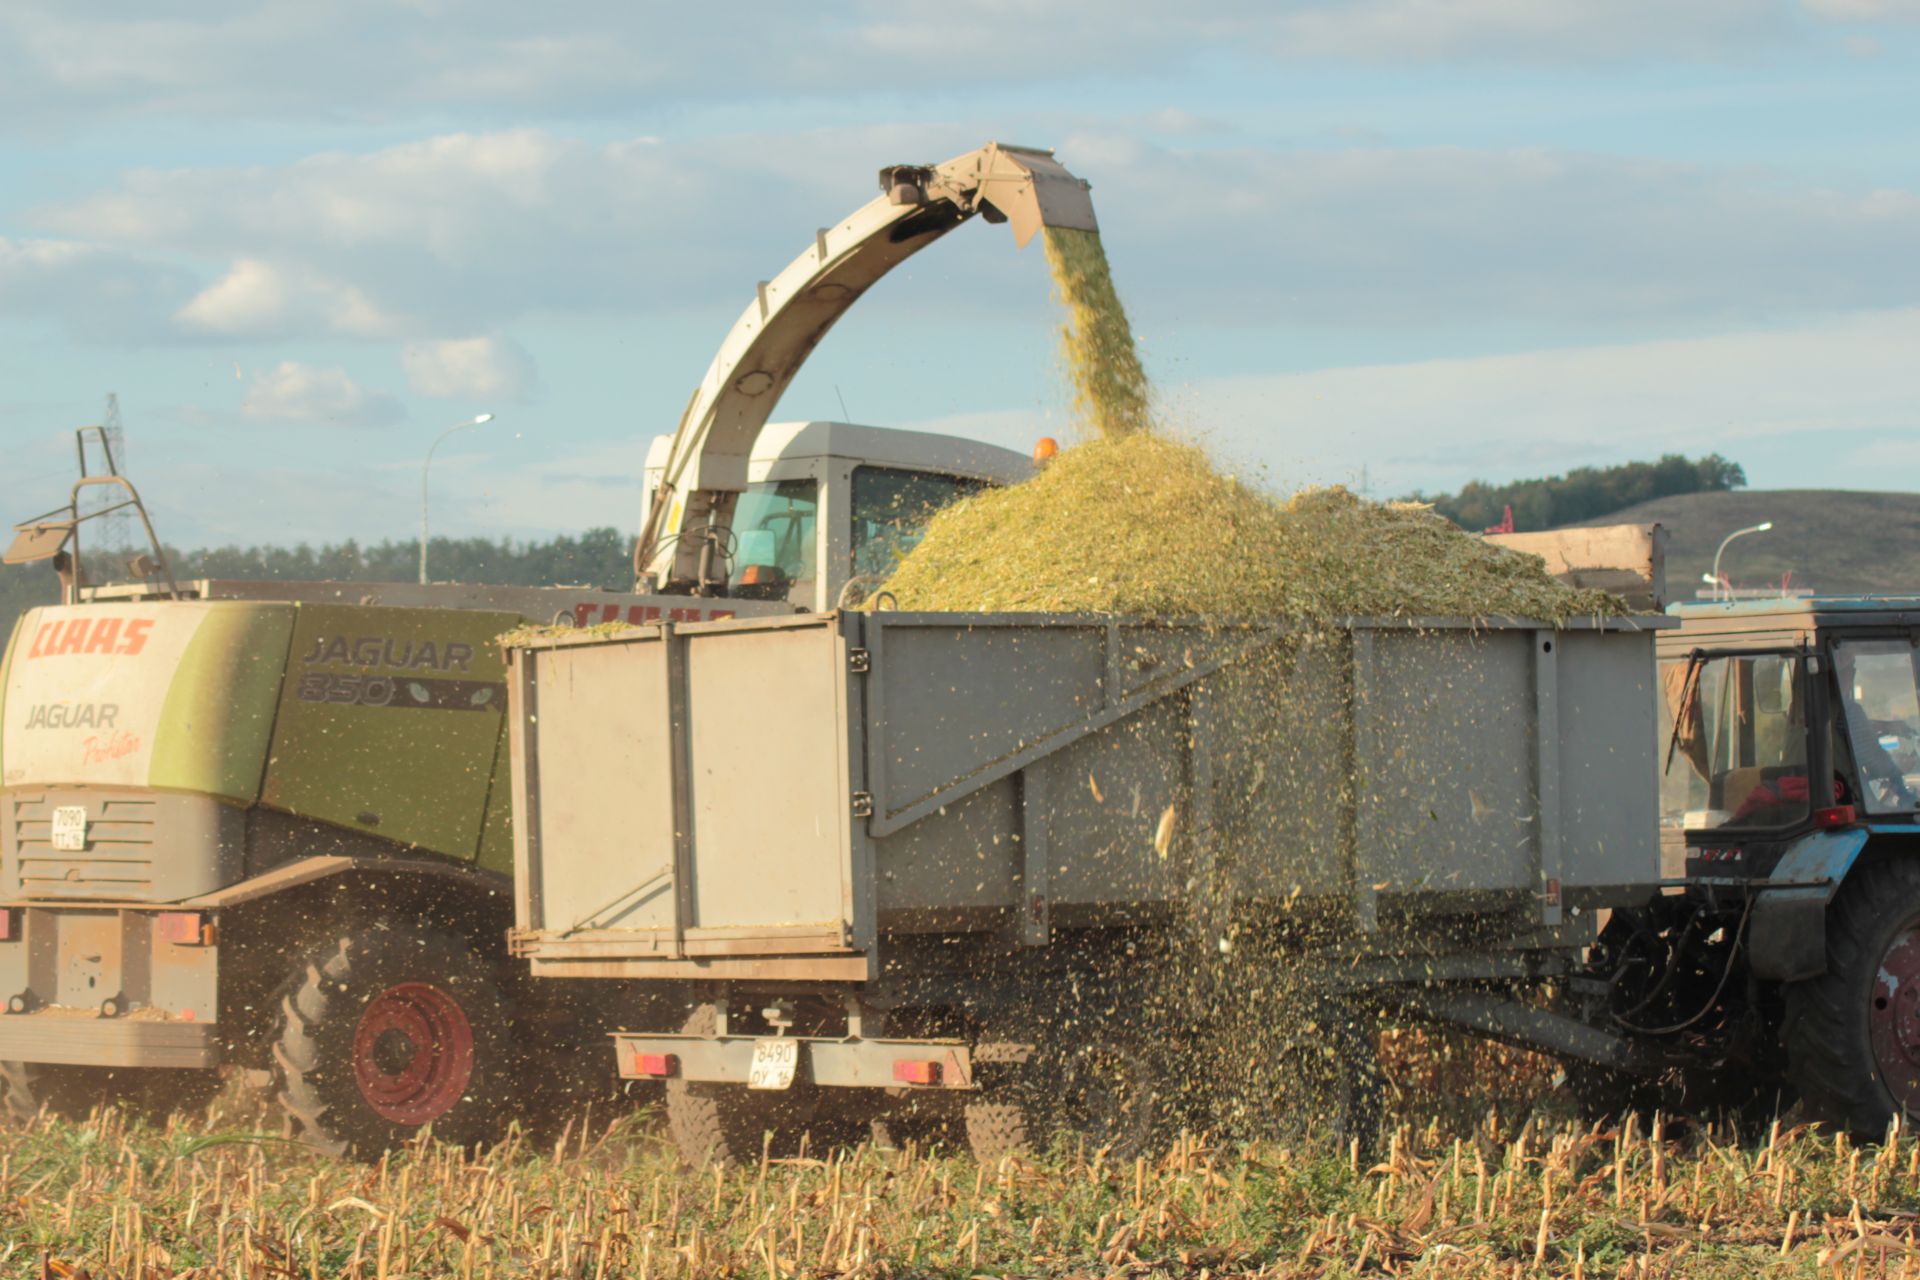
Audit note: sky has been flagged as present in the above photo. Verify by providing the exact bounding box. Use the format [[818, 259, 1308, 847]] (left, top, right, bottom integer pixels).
[[4, 0, 1920, 549]]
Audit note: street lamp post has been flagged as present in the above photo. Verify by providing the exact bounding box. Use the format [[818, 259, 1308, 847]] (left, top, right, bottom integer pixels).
[[419, 413, 495, 585], [1710, 521, 1773, 600]]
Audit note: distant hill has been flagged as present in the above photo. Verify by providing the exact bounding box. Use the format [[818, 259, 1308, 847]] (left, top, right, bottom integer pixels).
[[1565, 490, 1920, 598]]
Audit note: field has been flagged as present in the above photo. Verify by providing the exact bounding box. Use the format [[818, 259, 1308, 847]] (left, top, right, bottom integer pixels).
[[8, 1089, 1920, 1279], [1568, 489, 1920, 597]]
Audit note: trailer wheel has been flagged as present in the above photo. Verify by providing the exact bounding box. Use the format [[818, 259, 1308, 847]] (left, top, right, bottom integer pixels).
[[665, 1004, 817, 1168], [963, 1095, 1036, 1163], [0, 1061, 41, 1124], [1785, 855, 1920, 1136], [271, 928, 514, 1157], [963, 1037, 1160, 1162]]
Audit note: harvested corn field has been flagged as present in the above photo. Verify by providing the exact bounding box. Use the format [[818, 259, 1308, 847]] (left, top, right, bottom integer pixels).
[[6, 1104, 1918, 1279], [880, 430, 1629, 620]]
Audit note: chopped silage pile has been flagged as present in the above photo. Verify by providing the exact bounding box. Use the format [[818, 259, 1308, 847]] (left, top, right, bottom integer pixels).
[[880, 431, 1627, 622]]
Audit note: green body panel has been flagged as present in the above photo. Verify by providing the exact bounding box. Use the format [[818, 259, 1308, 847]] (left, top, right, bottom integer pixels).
[[149, 604, 297, 802], [476, 725, 515, 877], [260, 604, 518, 861]]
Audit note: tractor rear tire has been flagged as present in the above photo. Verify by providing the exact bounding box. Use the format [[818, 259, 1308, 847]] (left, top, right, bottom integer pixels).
[[271, 927, 515, 1157], [665, 1004, 817, 1168], [1785, 855, 1920, 1137]]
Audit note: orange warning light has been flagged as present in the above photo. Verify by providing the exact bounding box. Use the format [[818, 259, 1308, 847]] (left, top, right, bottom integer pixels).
[[1032, 437, 1060, 465]]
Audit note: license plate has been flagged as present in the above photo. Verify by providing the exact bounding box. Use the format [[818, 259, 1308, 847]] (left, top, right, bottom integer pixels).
[[747, 1038, 799, 1091], [50, 806, 87, 852]]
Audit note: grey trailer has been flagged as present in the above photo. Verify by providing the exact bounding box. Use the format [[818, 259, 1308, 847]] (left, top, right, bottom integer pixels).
[[508, 610, 1669, 1161]]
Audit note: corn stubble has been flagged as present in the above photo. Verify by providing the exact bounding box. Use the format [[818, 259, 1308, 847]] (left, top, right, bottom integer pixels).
[[7, 1102, 1917, 1278]]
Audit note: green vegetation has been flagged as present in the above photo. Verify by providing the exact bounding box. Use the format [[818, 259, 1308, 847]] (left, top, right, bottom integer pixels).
[[1415, 455, 1747, 533], [3, 1101, 1908, 1278], [0, 528, 632, 640]]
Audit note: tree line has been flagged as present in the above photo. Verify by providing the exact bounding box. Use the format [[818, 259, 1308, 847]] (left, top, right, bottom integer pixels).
[[1, 528, 633, 642], [1412, 453, 1746, 532]]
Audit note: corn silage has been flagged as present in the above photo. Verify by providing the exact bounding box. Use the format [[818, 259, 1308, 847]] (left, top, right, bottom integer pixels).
[[883, 229, 1629, 1143]]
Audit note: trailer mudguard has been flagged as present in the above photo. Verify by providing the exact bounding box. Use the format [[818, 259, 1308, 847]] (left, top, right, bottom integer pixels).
[[1749, 827, 1870, 982]]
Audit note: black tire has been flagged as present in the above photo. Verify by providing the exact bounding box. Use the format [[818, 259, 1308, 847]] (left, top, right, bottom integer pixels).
[[963, 1096, 1035, 1163], [665, 1004, 817, 1168], [1785, 855, 1920, 1136], [271, 927, 515, 1157], [962, 1036, 1163, 1163]]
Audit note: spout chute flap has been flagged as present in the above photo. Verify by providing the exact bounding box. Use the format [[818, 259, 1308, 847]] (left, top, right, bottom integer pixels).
[[636, 141, 1100, 592], [930, 142, 1099, 248]]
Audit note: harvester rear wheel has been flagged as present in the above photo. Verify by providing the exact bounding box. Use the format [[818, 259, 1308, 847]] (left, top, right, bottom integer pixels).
[[665, 1003, 818, 1168], [271, 927, 514, 1157], [1785, 855, 1920, 1136]]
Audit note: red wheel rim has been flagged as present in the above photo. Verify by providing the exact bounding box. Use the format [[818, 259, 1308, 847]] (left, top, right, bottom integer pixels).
[[1869, 924, 1920, 1115], [351, 982, 475, 1125]]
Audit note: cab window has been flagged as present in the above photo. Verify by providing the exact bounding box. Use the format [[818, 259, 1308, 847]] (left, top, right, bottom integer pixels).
[[850, 467, 985, 579], [1833, 639, 1920, 815], [1660, 652, 1809, 830], [729, 479, 818, 603]]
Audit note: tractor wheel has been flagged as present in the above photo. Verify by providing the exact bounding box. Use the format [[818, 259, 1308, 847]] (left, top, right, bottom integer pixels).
[[271, 927, 515, 1157], [1785, 855, 1920, 1136], [665, 1003, 817, 1168]]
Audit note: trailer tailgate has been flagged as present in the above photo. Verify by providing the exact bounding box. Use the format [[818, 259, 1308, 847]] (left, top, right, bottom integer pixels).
[[509, 615, 864, 979]]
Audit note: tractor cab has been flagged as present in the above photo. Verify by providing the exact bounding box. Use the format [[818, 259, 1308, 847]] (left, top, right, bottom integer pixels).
[[1659, 598, 1920, 880], [640, 420, 1031, 613]]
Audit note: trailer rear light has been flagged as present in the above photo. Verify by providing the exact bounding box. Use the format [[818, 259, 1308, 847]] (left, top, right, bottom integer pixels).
[[632, 1052, 678, 1078], [0, 909, 15, 942], [1814, 805, 1858, 829], [156, 912, 209, 945], [892, 1059, 942, 1086]]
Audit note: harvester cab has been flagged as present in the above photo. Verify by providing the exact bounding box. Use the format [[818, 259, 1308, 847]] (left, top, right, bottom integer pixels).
[[633, 142, 1096, 601]]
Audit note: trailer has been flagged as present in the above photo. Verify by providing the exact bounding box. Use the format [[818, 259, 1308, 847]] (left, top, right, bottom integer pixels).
[[506, 609, 1668, 1161]]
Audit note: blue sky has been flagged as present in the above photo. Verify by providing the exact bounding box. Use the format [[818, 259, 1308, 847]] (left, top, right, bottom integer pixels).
[[4, 1, 1920, 548]]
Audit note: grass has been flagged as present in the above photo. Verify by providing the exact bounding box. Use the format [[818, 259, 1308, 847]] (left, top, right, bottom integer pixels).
[[9, 1096, 1920, 1278]]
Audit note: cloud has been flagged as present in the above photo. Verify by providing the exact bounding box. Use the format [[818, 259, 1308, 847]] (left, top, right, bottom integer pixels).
[[176, 257, 396, 338], [911, 308, 1920, 495], [0, 1, 1853, 133], [1067, 135, 1920, 326], [0, 235, 196, 340], [30, 127, 1920, 353], [1803, 0, 1920, 17], [403, 335, 536, 401], [241, 360, 405, 427]]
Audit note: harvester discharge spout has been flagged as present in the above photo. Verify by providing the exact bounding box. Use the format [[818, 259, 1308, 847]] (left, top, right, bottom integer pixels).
[[635, 142, 1097, 595]]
